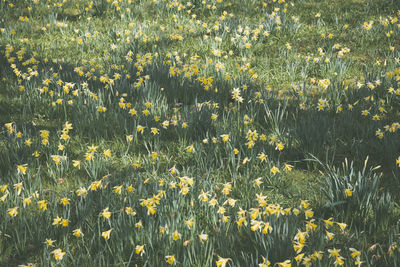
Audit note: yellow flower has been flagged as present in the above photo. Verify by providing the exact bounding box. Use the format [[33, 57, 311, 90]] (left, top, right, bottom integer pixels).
[[345, 188, 352, 197], [102, 229, 112, 240], [165, 255, 176, 265], [198, 232, 208, 242], [277, 260, 291, 267], [61, 219, 69, 227], [185, 219, 194, 229], [135, 245, 145, 256], [53, 216, 62, 226], [101, 207, 112, 220], [103, 149, 111, 158], [151, 152, 158, 159], [51, 248, 66, 261], [304, 209, 314, 219], [216, 256, 231, 267], [45, 239, 55, 248], [258, 153, 267, 162], [73, 228, 83, 237], [76, 187, 88, 197], [186, 144, 194, 153], [113, 185, 123, 194], [14, 182, 23, 195], [37, 200, 48, 211], [220, 134, 230, 142], [350, 248, 361, 258], [172, 230, 181, 241], [336, 222, 347, 231], [17, 164, 27, 175], [72, 160, 81, 169], [60, 197, 70, 206], [8, 207, 18, 217], [270, 166, 280, 174], [328, 248, 340, 258]]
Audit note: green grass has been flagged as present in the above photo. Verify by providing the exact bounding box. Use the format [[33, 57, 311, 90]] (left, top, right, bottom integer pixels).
[[1, 0, 400, 266]]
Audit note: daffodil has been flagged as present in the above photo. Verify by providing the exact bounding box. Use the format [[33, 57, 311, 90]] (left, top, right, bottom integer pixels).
[[102, 229, 112, 240]]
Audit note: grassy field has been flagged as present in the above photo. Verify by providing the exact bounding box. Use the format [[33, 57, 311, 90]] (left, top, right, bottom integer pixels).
[[0, 0, 400, 266]]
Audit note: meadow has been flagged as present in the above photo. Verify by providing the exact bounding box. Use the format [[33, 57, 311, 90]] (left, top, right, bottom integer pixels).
[[0, 0, 400, 266]]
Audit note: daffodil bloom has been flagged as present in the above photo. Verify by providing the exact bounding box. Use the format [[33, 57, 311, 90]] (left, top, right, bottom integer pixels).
[[135, 220, 143, 228], [101, 207, 111, 220], [73, 228, 83, 237], [304, 209, 314, 219], [165, 255, 176, 265], [277, 260, 291, 267], [37, 200, 48, 211], [76, 187, 88, 196], [103, 149, 111, 158], [45, 239, 55, 248], [328, 248, 341, 258], [172, 230, 181, 241], [113, 185, 123, 194], [350, 248, 361, 258], [17, 164, 28, 175], [185, 219, 194, 228], [326, 230, 334, 240], [198, 232, 208, 242], [186, 144, 194, 153], [102, 229, 112, 240], [345, 188, 352, 197], [220, 134, 230, 142], [8, 207, 18, 217], [14, 182, 22, 195], [72, 160, 81, 169], [60, 197, 70, 206], [53, 216, 62, 226], [336, 222, 347, 231], [51, 248, 66, 260], [270, 166, 280, 174], [258, 256, 271, 267], [135, 245, 145, 256], [216, 256, 231, 267], [61, 219, 69, 227]]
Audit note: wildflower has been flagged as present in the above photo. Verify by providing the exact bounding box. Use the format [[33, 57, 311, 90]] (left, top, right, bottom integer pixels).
[[277, 260, 291, 267], [172, 230, 181, 241], [336, 222, 347, 230], [61, 219, 69, 227], [76, 187, 87, 196], [17, 164, 28, 175], [198, 232, 208, 242], [345, 188, 352, 197], [326, 230, 335, 240], [270, 166, 279, 174], [73, 228, 83, 238], [113, 185, 123, 194], [220, 134, 230, 142], [103, 149, 111, 158], [101, 207, 111, 220], [166, 255, 176, 265], [8, 207, 18, 217], [135, 245, 145, 256], [305, 209, 314, 219], [60, 198, 70, 206], [51, 248, 66, 261], [350, 248, 361, 258], [258, 153, 267, 162], [216, 256, 231, 267], [185, 219, 194, 229], [102, 229, 112, 240], [45, 239, 55, 248], [38, 200, 48, 212], [186, 144, 194, 153], [14, 182, 22, 195], [135, 220, 143, 228]]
